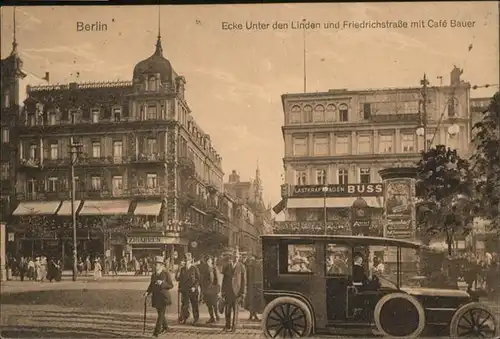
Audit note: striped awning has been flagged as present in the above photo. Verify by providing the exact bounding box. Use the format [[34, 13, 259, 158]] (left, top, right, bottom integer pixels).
[[134, 201, 163, 216], [57, 200, 82, 216], [286, 196, 383, 209], [79, 200, 131, 216], [12, 201, 62, 216]]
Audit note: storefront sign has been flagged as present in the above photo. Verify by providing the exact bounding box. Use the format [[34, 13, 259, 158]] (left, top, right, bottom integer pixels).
[[385, 179, 413, 219], [128, 236, 174, 245], [385, 220, 413, 239], [291, 183, 384, 197]]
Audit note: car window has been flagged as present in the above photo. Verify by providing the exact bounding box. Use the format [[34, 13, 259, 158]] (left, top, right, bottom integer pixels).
[[326, 244, 351, 276], [285, 244, 316, 274]]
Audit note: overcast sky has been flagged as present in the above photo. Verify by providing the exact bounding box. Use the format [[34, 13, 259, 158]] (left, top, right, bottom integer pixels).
[[1, 3, 498, 208]]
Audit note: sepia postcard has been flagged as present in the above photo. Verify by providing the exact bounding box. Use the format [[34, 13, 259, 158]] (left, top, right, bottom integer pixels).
[[0, 2, 499, 339]]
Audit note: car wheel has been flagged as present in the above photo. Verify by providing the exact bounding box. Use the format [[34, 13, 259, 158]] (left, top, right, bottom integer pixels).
[[374, 292, 425, 338], [450, 302, 498, 337], [261, 296, 313, 338]]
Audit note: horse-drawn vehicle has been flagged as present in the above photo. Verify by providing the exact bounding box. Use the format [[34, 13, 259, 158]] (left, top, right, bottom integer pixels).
[[260, 234, 498, 338]]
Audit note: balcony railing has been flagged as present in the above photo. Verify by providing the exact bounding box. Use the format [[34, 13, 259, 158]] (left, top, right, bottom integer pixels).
[[370, 113, 420, 123], [19, 158, 41, 168], [272, 221, 352, 235], [77, 156, 131, 166], [130, 186, 167, 196], [131, 153, 167, 163]]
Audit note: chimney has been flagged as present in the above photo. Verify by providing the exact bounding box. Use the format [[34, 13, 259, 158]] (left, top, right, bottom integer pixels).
[[43, 72, 50, 83]]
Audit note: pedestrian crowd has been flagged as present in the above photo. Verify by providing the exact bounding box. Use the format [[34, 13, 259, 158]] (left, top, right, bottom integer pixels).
[[6, 255, 62, 282], [144, 249, 263, 337]]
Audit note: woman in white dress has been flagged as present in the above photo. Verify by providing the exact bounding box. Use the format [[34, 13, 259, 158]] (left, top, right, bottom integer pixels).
[[94, 258, 102, 280]]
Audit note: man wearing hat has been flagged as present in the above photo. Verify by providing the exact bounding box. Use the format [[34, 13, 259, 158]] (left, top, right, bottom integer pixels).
[[221, 248, 247, 332], [176, 252, 201, 324], [143, 256, 174, 337]]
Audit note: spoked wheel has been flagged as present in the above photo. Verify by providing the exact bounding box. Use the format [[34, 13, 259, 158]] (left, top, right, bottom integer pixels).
[[261, 296, 313, 338], [450, 302, 499, 338]]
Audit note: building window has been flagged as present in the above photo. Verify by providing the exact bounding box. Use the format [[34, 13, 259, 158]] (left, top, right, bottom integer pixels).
[[46, 177, 58, 192], [113, 141, 123, 160], [91, 108, 100, 123], [303, 105, 313, 123], [360, 168, 371, 184], [146, 138, 157, 154], [29, 144, 37, 160], [29, 115, 36, 126], [402, 134, 415, 153], [4, 91, 10, 108], [358, 135, 371, 154], [147, 105, 157, 120], [313, 105, 325, 122], [293, 137, 307, 156], [91, 176, 101, 190], [316, 169, 327, 185], [339, 104, 349, 122], [69, 109, 78, 124], [338, 169, 348, 185], [147, 173, 158, 188], [1, 128, 9, 143], [147, 76, 157, 91], [448, 97, 457, 117], [290, 111, 301, 124], [27, 178, 36, 197], [1, 163, 9, 180], [113, 107, 122, 122], [314, 136, 328, 156], [112, 176, 123, 194], [50, 143, 58, 159], [363, 103, 372, 119], [379, 134, 394, 153], [49, 113, 57, 125], [296, 171, 307, 185], [336, 135, 349, 155], [92, 142, 101, 158]]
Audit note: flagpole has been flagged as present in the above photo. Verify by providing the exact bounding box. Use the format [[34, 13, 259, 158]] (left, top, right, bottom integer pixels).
[[303, 27, 307, 93]]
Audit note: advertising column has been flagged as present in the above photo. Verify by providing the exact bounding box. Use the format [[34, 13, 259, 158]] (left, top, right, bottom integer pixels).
[[379, 167, 418, 276]]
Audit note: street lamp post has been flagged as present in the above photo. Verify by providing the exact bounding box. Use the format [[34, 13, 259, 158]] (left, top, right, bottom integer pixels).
[[69, 138, 83, 282], [321, 186, 329, 235], [416, 73, 429, 152]]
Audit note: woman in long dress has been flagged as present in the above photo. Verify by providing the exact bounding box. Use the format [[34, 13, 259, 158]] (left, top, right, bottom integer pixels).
[[94, 258, 102, 280]]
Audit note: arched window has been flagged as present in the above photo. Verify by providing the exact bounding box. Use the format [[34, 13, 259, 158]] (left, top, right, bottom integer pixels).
[[303, 105, 313, 123], [313, 105, 325, 122], [147, 76, 157, 91], [326, 104, 336, 112], [291, 105, 301, 112], [339, 104, 349, 122]]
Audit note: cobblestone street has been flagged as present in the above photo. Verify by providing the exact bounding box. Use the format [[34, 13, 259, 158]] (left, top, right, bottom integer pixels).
[[1, 279, 499, 338]]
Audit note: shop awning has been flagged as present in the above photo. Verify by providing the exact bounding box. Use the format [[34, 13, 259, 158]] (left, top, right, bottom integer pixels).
[[191, 206, 207, 215], [286, 196, 383, 209], [12, 201, 62, 216], [57, 200, 82, 216], [134, 201, 163, 216], [79, 200, 131, 216]]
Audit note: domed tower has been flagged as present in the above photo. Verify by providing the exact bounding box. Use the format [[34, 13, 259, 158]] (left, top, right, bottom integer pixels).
[[132, 34, 176, 89]]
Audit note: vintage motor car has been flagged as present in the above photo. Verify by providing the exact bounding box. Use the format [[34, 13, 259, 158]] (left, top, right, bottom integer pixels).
[[260, 234, 498, 338]]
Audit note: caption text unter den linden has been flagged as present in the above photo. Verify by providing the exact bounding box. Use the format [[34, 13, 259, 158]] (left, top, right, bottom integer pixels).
[[221, 19, 476, 31]]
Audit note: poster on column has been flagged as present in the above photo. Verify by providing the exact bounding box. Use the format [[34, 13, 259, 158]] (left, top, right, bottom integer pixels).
[[385, 179, 412, 219]]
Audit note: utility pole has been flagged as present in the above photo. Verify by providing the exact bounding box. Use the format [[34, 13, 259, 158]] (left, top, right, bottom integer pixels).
[[420, 74, 429, 152], [69, 137, 83, 281]]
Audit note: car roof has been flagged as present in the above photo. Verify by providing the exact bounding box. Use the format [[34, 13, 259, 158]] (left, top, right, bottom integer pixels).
[[261, 234, 427, 250]]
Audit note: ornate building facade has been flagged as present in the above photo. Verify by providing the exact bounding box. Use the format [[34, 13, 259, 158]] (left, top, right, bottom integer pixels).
[[10, 34, 231, 267], [273, 67, 472, 242]]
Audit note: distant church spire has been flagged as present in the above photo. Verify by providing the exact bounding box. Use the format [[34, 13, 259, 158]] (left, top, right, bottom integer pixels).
[[254, 159, 263, 204], [12, 6, 18, 54], [154, 5, 163, 56]]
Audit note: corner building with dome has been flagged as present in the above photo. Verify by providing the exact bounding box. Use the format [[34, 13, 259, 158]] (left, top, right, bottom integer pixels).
[[9, 34, 235, 268]]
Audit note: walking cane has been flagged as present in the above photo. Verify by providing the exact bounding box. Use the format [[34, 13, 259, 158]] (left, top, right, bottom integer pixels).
[[143, 295, 147, 334], [177, 289, 181, 323]]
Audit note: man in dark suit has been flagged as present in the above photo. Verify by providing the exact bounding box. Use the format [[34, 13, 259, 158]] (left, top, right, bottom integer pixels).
[[221, 249, 247, 332], [144, 256, 174, 337], [352, 254, 368, 285], [176, 252, 201, 324], [199, 255, 220, 324]]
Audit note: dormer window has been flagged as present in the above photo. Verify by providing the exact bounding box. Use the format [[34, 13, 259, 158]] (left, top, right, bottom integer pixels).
[[91, 108, 100, 123], [147, 76, 158, 91], [113, 107, 122, 122], [69, 109, 79, 124]]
